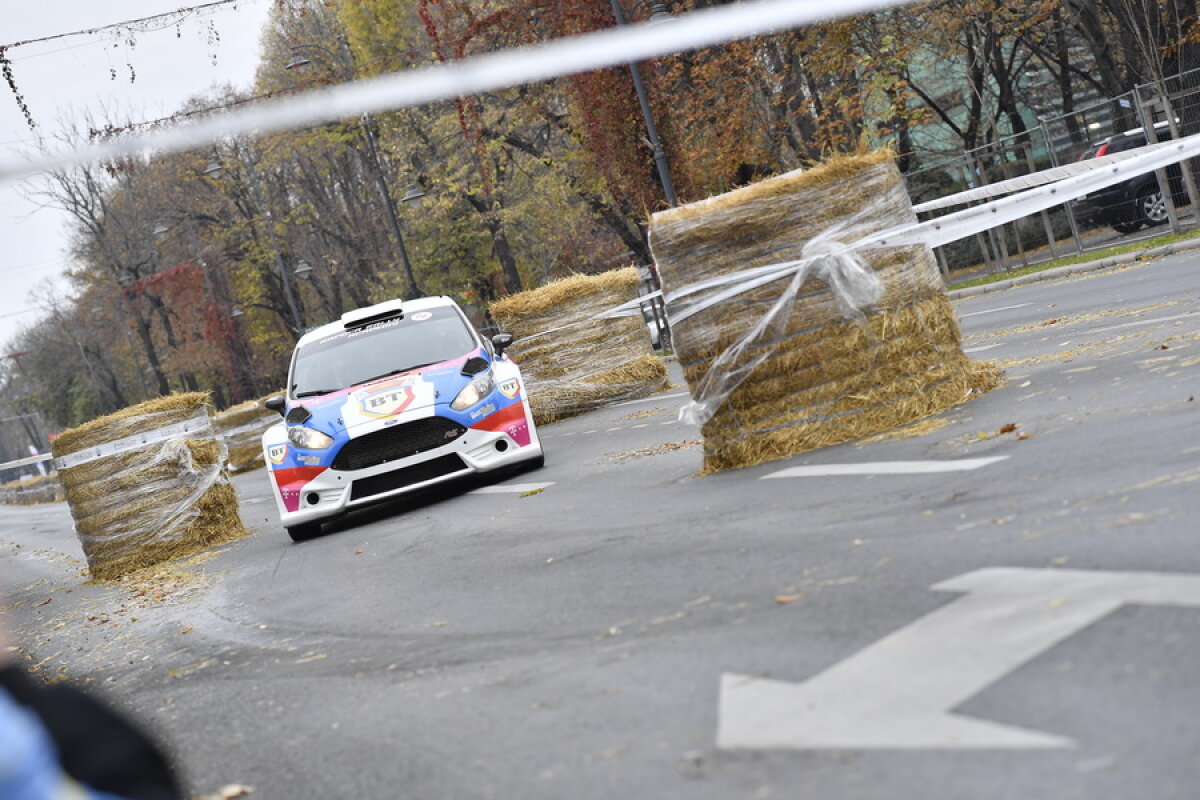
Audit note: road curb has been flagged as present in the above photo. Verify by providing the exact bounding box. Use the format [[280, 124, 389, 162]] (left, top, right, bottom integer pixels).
[[946, 237, 1200, 301]]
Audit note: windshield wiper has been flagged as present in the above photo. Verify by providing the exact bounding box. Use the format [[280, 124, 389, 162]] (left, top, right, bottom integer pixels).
[[294, 388, 338, 398]]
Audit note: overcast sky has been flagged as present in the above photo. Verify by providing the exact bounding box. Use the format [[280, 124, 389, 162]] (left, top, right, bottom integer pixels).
[[0, 1, 274, 349]]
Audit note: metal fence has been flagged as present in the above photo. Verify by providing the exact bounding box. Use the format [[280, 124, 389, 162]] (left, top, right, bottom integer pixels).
[[905, 66, 1200, 279]]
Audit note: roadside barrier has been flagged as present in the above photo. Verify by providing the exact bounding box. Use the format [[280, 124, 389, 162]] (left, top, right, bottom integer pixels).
[[51, 393, 249, 580], [490, 268, 667, 424], [650, 151, 1000, 472], [507, 135, 1200, 460]]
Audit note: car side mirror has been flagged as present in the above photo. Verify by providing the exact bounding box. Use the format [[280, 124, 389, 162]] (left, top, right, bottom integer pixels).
[[265, 395, 286, 416], [492, 333, 514, 357]]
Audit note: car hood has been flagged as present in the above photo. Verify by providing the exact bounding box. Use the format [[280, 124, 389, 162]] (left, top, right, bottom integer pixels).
[[288, 349, 486, 436]]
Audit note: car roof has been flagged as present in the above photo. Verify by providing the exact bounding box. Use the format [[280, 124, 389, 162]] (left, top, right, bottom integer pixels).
[[295, 296, 461, 348]]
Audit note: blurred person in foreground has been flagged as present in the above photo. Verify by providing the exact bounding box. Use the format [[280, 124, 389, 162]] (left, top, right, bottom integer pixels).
[[0, 605, 182, 800]]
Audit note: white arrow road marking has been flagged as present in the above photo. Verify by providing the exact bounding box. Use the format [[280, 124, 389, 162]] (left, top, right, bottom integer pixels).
[[468, 482, 555, 494], [718, 567, 1200, 750], [761, 456, 1007, 479]]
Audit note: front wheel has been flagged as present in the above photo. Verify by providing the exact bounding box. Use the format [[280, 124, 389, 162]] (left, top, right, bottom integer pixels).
[[286, 522, 322, 542], [1135, 185, 1169, 227]]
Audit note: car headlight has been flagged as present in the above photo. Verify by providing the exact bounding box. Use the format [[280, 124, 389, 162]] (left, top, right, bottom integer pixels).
[[288, 426, 334, 450], [450, 372, 494, 411]]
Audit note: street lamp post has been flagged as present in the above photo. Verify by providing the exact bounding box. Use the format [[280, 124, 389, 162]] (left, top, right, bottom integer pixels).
[[286, 42, 425, 299], [607, 1, 676, 349], [360, 113, 423, 298], [206, 158, 305, 335], [607, 0, 677, 207]]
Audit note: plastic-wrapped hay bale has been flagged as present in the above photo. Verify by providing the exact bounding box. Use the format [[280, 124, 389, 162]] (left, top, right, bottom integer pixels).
[[0, 475, 63, 505], [650, 150, 1001, 473], [215, 393, 282, 472], [490, 268, 668, 424], [51, 393, 249, 580]]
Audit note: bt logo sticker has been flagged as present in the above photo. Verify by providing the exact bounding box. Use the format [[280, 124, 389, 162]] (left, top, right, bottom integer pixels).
[[361, 386, 416, 418], [267, 444, 288, 465], [498, 379, 520, 399]]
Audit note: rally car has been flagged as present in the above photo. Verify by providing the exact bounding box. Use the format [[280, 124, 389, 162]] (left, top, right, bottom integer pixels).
[[261, 296, 543, 541]]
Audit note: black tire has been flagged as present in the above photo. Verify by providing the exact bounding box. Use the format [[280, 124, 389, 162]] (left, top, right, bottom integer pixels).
[[1135, 185, 1169, 228], [286, 522, 321, 542], [528, 453, 546, 469], [1112, 219, 1142, 235]]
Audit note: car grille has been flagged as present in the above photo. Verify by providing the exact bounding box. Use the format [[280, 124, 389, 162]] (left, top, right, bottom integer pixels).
[[349, 454, 467, 501], [333, 417, 467, 471]]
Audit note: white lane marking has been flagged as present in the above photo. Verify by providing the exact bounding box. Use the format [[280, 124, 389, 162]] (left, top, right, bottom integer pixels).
[[582, 430, 599, 435], [718, 567, 1200, 750], [1089, 311, 1197, 335], [761, 457, 1007, 479], [469, 482, 556, 495], [609, 391, 688, 409], [606, 426, 623, 432], [964, 343, 1001, 354], [632, 423, 650, 429], [660, 420, 678, 425], [959, 302, 1032, 318]]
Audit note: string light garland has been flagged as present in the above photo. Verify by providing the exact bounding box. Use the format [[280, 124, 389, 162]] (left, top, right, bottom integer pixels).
[[0, 47, 36, 130], [0, 1, 244, 50], [0, 0, 251, 129]]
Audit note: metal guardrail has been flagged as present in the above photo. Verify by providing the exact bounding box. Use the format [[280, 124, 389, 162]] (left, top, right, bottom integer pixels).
[[0, 452, 53, 471], [906, 66, 1200, 275]]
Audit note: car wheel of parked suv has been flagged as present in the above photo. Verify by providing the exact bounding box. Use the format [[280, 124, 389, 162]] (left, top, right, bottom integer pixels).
[[1136, 185, 1168, 228]]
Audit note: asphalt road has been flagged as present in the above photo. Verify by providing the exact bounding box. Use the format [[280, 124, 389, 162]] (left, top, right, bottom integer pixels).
[[2, 252, 1198, 799]]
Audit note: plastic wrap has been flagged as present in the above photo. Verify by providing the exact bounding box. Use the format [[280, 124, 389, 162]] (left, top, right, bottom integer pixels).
[[650, 151, 1000, 472], [489, 268, 667, 424], [673, 219, 885, 426], [51, 394, 248, 580], [214, 394, 283, 472]]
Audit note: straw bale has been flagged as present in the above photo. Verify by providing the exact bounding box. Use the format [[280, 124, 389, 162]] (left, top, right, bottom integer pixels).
[[53, 393, 249, 580], [214, 393, 282, 473], [490, 269, 641, 319], [490, 268, 667, 424], [650, 151, 1000, 472], [0, 474, 63, 505], [53, 392, 211, 455]]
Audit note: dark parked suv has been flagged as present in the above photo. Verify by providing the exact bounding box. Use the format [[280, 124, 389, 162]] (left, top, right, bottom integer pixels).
[[1074, 123, 1187, 234]]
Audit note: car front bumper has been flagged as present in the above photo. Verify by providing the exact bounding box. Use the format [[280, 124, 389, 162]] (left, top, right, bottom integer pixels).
[[270, 422, 542, 528]]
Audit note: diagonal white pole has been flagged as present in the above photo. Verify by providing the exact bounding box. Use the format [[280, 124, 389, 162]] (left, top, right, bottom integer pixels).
[[0, 0, 922, 183]]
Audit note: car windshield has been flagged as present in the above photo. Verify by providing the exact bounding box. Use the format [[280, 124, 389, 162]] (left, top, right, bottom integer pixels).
[[290, 306, 478, 398]]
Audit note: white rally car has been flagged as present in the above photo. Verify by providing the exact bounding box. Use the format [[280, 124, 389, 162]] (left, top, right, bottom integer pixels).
[[261, 296, 543, 541]]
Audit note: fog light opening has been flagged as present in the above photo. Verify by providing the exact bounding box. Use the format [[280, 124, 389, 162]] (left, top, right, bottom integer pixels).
[[494, 439, 509, 453], [305, 492, 321, 506]]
